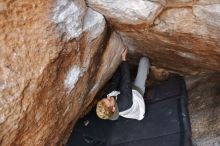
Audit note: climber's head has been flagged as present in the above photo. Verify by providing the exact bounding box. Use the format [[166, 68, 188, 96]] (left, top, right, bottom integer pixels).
[[96, 96, 119, 120]]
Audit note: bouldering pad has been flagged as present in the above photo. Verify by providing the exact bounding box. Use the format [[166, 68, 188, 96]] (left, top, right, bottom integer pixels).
[[66, 76, 192, 146]]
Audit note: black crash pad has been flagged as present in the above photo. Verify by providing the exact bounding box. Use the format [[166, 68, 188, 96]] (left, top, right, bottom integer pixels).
[[66, 76, 192, 146]]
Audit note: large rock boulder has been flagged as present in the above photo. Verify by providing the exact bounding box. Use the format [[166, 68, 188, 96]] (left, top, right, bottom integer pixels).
[[0, 0, 124, 145], [87, 0, 220, 74], [0, 0, 220, 145]]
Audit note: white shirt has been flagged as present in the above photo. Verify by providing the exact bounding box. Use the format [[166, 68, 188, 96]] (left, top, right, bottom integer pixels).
[[107, 90, 145, 120]]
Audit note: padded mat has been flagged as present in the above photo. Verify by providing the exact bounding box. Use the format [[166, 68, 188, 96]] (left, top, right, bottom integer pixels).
[[147, 76, 182, 103], [113, 132, 192, 146], [108, 98, 181, 145], [66, 76, 192, 146]]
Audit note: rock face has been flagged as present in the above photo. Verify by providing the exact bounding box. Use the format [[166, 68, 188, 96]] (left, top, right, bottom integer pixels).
[[186, 74, 220, 146], [0, 0, 220, 146], [87, 0, 220, 74], [0, 0, 124, 145]]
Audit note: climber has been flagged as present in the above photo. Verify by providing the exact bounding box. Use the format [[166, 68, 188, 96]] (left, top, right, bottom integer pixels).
[[96, 48, 149, 120]]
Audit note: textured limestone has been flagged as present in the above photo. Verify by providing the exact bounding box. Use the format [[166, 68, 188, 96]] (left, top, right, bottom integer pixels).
[[186, 74, 220, 146], [87, 0, 220, 74], [0, 0, 112, 145], [87, 0, 163, 30]]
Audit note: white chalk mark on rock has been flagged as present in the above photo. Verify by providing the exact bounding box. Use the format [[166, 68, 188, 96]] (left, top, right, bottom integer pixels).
[[52, 0, 85, 39], [64, 65, 81, 92], [83, 8, 106, 39], [177, 51, 199, 60]]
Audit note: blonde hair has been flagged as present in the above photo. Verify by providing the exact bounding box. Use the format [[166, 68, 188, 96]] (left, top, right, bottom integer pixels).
[[96, 99, 114, 120]]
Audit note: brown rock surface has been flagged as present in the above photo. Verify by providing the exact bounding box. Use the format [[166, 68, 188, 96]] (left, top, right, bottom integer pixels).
[[87, 0, 220, 74], [0, 0, 124, 145], [1, 0, 220, 145], [80, 32, 125, 116]]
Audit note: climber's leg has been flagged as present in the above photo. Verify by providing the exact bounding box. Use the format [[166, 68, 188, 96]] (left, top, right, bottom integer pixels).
[[134, 57, 150, 94]]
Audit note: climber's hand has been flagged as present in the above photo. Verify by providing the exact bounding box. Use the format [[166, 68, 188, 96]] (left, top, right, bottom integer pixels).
[[122, 48, 128, 61]]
